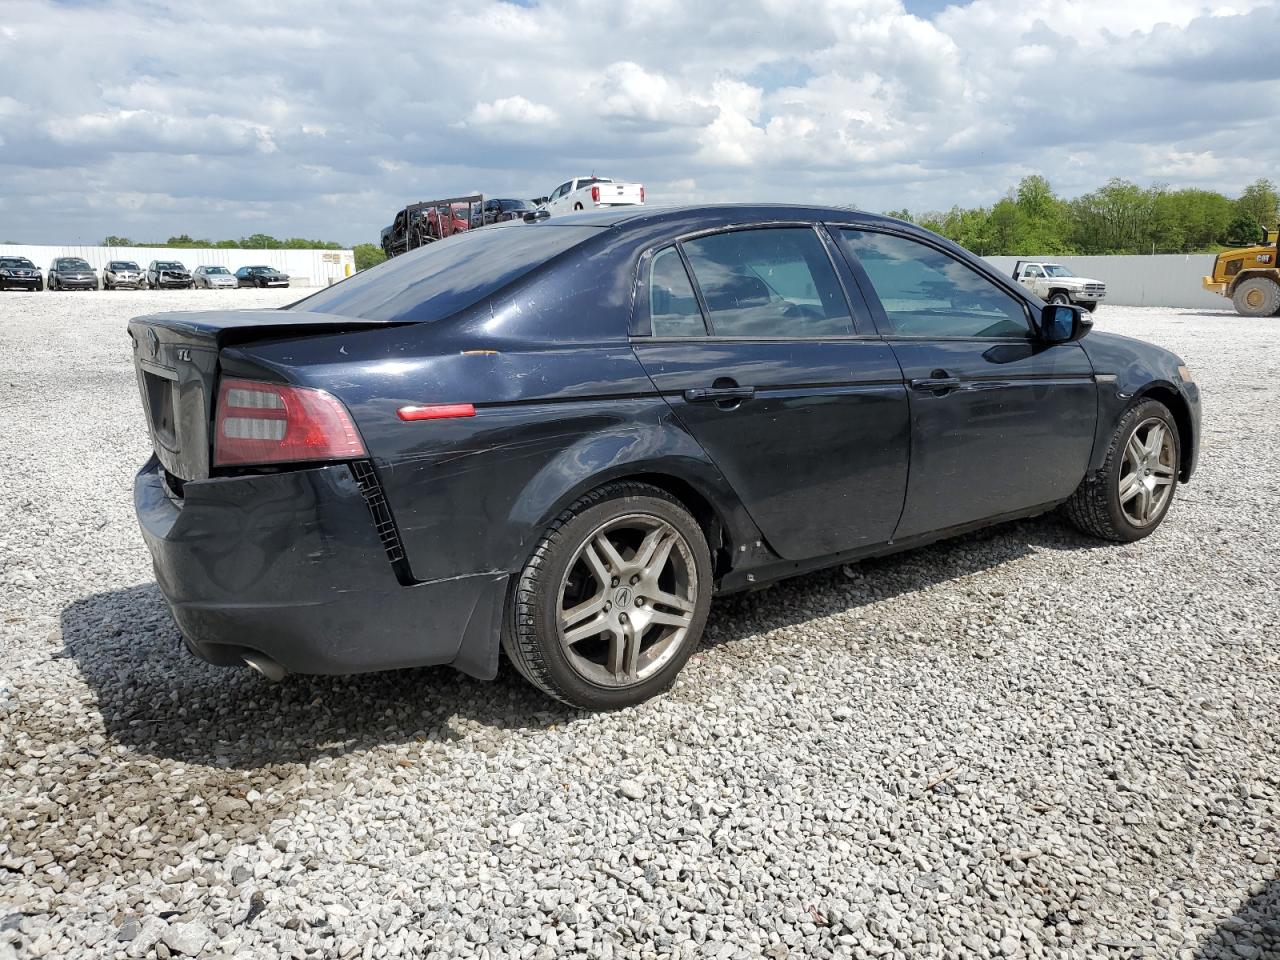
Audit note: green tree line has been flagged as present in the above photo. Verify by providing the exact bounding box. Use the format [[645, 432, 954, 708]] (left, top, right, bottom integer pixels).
[[887, 177, 1279, 256], [102, 233, 345, 250]]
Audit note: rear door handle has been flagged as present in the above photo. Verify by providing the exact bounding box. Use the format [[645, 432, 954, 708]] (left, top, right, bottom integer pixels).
[[683, 385, 756, 402]]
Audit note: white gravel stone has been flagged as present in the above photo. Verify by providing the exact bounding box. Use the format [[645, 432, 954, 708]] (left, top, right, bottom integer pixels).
[[1, 293, 1278, 960]]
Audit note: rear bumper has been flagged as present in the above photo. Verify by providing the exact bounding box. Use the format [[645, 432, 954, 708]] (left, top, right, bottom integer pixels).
[[133, 457, 508, 678]]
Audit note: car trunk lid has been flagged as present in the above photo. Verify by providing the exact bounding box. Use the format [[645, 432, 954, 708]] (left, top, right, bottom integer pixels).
[[129, 309, 405, 481]]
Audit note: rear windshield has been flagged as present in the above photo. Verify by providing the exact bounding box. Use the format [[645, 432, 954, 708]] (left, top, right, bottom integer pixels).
[[293, 224, 604, 322]]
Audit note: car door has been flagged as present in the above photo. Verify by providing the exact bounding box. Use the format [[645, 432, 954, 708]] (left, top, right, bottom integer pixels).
[[631, 225, 911, 561], [547, 181, 572, 214], [834, 227, 1097, 541], [1023, 264, 1048, 298]]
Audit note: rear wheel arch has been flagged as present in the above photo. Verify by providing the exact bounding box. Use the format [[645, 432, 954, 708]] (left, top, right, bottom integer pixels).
[[509, 450, 753, 582]]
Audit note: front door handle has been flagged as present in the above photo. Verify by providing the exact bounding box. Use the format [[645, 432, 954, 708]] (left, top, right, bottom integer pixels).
[[683, 385, 756, 402], [909, 370, 961, 395]]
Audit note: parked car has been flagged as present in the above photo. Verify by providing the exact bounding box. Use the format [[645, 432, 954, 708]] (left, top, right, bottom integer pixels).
[[48, 257, 98, 290], [104, 260, 144, 290], [482, 198, 535, 225], [193, 265, 238, 290], [1012, 261, 1106, 312], [146, 260, 193, 290], [0, 256, 43, 291], [235, 265, 290, 288], [538, 176, 644, 215], [130, 204, 1200, 709], [381, 195, 481, 257]]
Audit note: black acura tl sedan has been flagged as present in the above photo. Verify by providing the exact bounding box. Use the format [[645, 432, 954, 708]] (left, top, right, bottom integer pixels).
[[130, 205, 1200, 709]]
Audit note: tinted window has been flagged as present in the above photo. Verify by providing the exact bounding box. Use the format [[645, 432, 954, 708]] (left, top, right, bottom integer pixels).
[[292, 224, 603, 322], [840, 230, 1029, 339], [680, 228, 853, 338], [648, 247, 706, 337]]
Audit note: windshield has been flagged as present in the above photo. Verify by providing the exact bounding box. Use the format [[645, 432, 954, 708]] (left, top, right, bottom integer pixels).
[[1, 258, 34, 268], [292, 224, 603, 322], [1042, 265, 1076, 278], [156, 262, 184, 269], [59, 259, 91, 270], [498, 199, 532, 211], [202, 266, 230, 274], [109, 261, 139, 270]]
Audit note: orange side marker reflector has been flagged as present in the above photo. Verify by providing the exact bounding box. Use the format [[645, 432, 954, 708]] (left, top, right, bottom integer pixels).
[[397, 403, 476, 421]]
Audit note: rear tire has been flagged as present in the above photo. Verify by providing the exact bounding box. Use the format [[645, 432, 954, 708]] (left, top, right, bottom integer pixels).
[[574, 202, 583, 211], [1232, 277, 1280, 318], [1064, 399, 1180, 542], [502, 482, 713, 710]]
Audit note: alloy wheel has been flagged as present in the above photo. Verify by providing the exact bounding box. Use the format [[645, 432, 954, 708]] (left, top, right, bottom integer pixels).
[[1118, 417, 1176, 526], [556, 514, 698, 688]]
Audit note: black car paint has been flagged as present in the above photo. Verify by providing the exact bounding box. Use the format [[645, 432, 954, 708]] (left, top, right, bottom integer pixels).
[[0, 257, 43, 290], [131, 205, 1201, 680]]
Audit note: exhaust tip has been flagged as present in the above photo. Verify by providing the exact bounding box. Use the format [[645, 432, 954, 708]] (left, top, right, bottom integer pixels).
[[242, 653, 287, 683]]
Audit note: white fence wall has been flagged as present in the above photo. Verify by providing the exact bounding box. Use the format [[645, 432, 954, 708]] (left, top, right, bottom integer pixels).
[[0, 244, 355, 288], [983, 254, 1226, 309]]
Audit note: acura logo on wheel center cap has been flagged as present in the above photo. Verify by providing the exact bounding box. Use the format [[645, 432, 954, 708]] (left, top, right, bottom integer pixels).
[[614, 586, 633, 608]]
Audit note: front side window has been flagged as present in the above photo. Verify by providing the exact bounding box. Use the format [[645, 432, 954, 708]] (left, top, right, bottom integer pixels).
[[1023, 265, 1044, 278], [648, 247, 706, 337], [840, 230, 1029, 339], [680, 227, 853, 338]]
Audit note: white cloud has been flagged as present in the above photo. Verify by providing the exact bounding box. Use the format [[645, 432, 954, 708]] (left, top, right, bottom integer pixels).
[[470, 96, 559, 127], [0, 0, 1275, 243]]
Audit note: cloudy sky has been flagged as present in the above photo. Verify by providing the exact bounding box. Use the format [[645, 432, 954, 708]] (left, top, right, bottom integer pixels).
[[1, 0, 1275, 246]]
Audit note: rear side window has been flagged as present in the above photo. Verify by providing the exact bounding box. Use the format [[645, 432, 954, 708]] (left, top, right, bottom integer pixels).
[[681, 228, 853, 337], [292, 225, 603, 322], [648, 247, 706, 337], [840, 229, 1030, 339]]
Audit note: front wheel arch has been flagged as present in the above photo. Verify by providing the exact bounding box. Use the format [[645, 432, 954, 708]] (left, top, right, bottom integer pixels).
[[1133, 383, 1194, 481]]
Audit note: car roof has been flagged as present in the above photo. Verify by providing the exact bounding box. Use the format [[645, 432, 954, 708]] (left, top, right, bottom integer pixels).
[[526, 202, 893, 229]]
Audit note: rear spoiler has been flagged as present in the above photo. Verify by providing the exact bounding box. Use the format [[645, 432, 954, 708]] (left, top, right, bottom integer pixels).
[[129, 310, 412, 349]]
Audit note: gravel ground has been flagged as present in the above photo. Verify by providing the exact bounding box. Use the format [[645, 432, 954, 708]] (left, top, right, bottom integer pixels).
[[1, 291, 1277, 960]]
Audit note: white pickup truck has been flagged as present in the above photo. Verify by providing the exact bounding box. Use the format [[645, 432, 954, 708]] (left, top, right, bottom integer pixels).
[[539, 176, 644, 215], [1012, 261, 1106, 312]]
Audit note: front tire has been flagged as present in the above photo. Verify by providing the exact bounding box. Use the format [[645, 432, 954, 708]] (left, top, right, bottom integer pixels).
[[1083, 301, 1098, 313], [1064, 399, 1180, 542], [1232, 277, 1280, 318], [502, 482, 713, 710], [1049, 292, 1071, 306]]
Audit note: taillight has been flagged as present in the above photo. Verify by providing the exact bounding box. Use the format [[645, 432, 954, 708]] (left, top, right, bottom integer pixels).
[[640, 186, 645, 203], [591, 186, 600, 203], [213, 377, 366, 467]]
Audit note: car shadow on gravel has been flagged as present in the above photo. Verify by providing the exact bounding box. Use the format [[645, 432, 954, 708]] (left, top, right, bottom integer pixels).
[[1196, 879, 1280, 958], [60, 514, 1107, 770]]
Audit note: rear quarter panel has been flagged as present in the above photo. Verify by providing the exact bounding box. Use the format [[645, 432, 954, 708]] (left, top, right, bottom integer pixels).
[[223, 235, 758, 584]]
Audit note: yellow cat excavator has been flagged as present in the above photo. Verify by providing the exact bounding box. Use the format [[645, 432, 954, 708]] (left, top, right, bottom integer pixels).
[[1203, 225, 1280, 316]]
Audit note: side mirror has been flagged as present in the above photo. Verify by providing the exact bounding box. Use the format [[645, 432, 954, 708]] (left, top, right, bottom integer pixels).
[[1041, 303, 1092, 343]]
